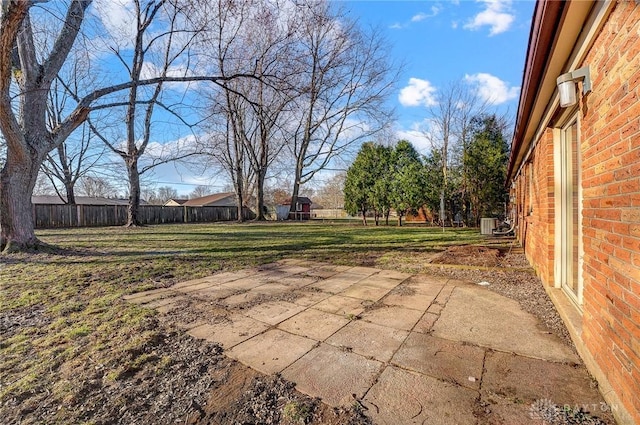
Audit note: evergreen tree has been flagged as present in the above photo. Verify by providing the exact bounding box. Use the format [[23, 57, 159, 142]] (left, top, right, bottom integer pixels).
[[390, 141, 426, 226], [344, 142, 378, 225], [464, 115, 510, 225]]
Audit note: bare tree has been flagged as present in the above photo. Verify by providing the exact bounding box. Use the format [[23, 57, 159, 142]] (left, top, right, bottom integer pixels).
[[157, 185, 179, 203], [313, 172, 346, 209], [189, 185, 211, 199], [198, 0, 254, 222], [88, 0, 207, 226], [41, 122, 105, 204], [40, 40, 105, 205], [285, 2, 397, 216], [200, 0, 296, 221], [0, 0, 255, 251], [141, 185, 178, 204], [425, 81, 488, 225], [77, 175, 118, 198]]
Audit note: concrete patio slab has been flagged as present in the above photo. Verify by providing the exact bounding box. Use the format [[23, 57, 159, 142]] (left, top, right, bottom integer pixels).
[[252, 282, 291, 295], [346, 266, 381, 276], [170, 271, 246, 290], [187, 314, 269, 348], [404, 274, 449, 289], [220, 276, 269, 291], [356, 276, 403, 290], [360, 305, 424, 331], [143, 295, 187, 309], [413, 312, 440, 334], [303, 265, 345, 278], [127, 259, 612, 424], [290, 290, 331, 307], [227, 329, 316, 375], [392, 332, 485, 390], [172, 280, 220, 293], [432, 286, 580, 363], [480, 350, 616, 424], [277, 275, 318, 288], [339, 283, 391, 302], [308, 274, 365, 293], [275, 265, 313, 275], [278, 308, 350, 341], [363, 366, 478, 425], [381, 291, 437, 311], [375, 269, 412, 280], [221, 291, 264, 308], [483, 351, 604, 406], [325, 320, 408, 362], [188, 286, 238, 300], [243, 300, 306, 325], [313, 295, 367, 316], [282, 343, 383, 407]]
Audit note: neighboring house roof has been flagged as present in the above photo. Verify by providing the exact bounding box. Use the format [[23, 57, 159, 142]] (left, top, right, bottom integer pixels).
[[283, 196, 312, 205], [163, 198, 188, 206], [32, 195, 140, 205], [183, 192, 236, 207], [310, 202, 324, 210], [508, 0, 599, 181]]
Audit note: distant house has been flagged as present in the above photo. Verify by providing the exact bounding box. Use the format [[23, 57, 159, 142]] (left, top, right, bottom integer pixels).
[[284, 197, 312, 220], [180, 192, 237, 207], [508, 2, 639, 423], [31, 195, 144, 205], [163, 198, 188, 206]]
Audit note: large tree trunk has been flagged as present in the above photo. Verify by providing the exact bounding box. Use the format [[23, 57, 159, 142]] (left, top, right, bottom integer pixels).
[[255, 170, 266, 221], [126, 159, 142, 227], [0, 149, 42, 252], [57, 144, 76, 205], [234, 165, 245, 223]]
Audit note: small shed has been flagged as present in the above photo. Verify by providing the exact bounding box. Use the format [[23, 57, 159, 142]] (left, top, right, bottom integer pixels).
[[283, 196, 312, 220]]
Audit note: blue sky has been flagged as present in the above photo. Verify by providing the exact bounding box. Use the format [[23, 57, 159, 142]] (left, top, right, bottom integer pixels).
[[339, 0, 535, 152]]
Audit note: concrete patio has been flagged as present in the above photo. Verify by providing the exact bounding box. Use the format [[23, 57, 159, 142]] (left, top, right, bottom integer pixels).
[[125, 259, 613, 424]]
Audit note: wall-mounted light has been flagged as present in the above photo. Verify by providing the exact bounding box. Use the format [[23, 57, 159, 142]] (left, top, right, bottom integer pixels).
[[556, 66, 591, 108]]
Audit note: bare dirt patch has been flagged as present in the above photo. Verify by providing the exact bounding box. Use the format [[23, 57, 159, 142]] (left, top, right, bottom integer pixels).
[[431, 245, 502, 267]]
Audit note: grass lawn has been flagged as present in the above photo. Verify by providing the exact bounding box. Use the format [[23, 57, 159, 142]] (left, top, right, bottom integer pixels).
[[1, 222, 486, 422]]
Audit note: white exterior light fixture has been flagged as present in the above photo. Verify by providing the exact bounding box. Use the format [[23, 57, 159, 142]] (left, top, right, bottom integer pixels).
[[556, 66, 591, 108]]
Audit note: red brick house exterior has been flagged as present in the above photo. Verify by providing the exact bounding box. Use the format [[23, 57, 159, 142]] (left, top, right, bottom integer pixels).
[[508, 2, 639, 423]]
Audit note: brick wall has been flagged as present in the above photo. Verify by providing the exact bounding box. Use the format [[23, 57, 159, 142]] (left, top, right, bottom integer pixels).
[[513, 2, 640, 422], [578, 2, 640, 421], [512, 129, 555, 286]]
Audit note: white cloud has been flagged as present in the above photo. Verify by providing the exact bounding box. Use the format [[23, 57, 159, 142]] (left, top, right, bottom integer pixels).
[[464, 0, 515, 36], [395, 119, 439, 153], [396, 129, 431, 153], [464, 73, 519, 105], [399, 78, 438, 107], [411, 13, 428, 23], [411, 6, 441, 22], [92, 0, 137, 46], [391, 6, 441, 29]]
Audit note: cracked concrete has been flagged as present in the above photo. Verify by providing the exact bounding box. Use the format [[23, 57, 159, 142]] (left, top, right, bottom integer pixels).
[[125, 259, 614, 424]]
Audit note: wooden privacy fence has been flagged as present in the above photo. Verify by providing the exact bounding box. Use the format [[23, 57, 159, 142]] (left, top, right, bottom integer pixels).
[[34, 204, 253, 228]]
